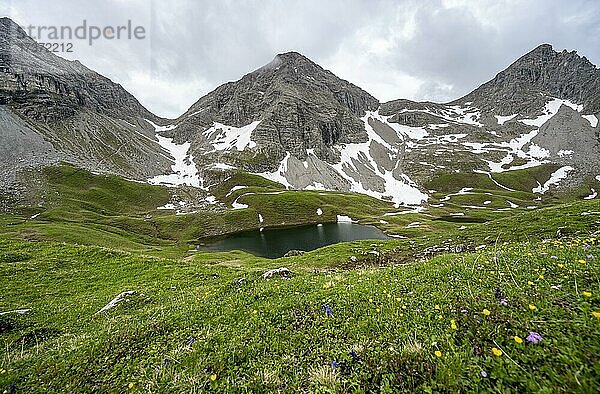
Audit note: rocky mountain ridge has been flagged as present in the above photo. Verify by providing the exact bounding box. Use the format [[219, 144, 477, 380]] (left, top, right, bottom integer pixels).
[[0, 17, 172, 193], [0, 16, 598, 209]]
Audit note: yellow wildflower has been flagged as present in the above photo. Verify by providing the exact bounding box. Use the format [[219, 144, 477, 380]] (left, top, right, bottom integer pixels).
[[210, 374, 217, 382], [376, 308, 381, 313], [434, 350, 442, 357], [128, 383, 135, 389], [482, 309, 491, 316], [558, 263, 564, 268], [592, 311, 600, 319], [492, 347, 503, 356], [434, 304, 440, 310], [529, 304, 537, 311], [514, 336, 523, 344], [369, 298, 374, 303], [395, 297, 401, 302], [450, 319, 457, 330], [578, 259, 586, 264], [582, 291, 592, 297], [527, 281, 534, 286]]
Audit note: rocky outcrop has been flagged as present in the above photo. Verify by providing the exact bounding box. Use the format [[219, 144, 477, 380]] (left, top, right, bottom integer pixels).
[[0, 17, 172, 190], [455, 44, 600, 116], [532, 105, 600, 174]]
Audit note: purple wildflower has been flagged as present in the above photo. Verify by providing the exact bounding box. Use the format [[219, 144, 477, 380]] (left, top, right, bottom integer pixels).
[[550, 255, 558, 260], [586, 254, 594, 260], [461, 309, 468, 313], [331, 360, 339, 370], [349, 350, 361, 361], [499, 299, 508, 306], [583, 245, 592, 251], [323, 304, 333, 318], [526, 331, 542, 344], [481, 371, 488, 378], [188, 337, 195, 347]]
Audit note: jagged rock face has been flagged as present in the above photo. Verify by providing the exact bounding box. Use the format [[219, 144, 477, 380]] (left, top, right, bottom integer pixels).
[[172, 52, 379, 169], [456, 44, 600, 116], [0, 17, 171, 189]]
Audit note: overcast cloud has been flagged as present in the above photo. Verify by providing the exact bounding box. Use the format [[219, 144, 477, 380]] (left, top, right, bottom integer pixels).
[[2, 0, 599, 118]]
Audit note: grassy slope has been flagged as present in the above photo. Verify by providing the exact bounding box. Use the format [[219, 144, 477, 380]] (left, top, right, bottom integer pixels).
[[1, 218, 599, 392]]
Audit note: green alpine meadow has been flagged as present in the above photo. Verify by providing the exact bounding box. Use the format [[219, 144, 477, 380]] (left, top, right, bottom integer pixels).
[[1, 167, 599, 392], [2, 3, 600, 393]]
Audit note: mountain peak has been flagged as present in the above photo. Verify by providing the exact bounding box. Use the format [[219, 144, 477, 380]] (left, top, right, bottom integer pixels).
[[275, 51, 310, 60], [256, 51, 319, 75], [0, 16, 19, 27], [530, 43, 554, 53], [456, 43, 600, 114]]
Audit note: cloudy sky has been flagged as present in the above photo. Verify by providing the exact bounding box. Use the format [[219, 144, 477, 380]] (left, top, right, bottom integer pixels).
[[3, 0, 600, 118]]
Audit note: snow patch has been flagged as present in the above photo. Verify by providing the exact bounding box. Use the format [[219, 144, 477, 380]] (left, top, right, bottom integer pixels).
[[145, 119, 177, 132], [532, 166, 574, 194], [506, 200, 519, 208], [212, 163, 236, 170], [226, 185, 247, 197], [205, 195, 217, 204], [582, 114, 598, 128], [337, 215, 355, 223], [148, 122, 203, 188], [584, 189, 597, 200], [232, 195, 249, 210], [204, 121, 261, 151], [257, 152, 293, 189], [557, 150, 573, 157], [519, 98, 582, 127], [495, 114, 517, 125]]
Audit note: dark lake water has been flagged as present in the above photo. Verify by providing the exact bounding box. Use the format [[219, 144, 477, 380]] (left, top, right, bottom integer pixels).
[[197, 223, 391, 259]]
